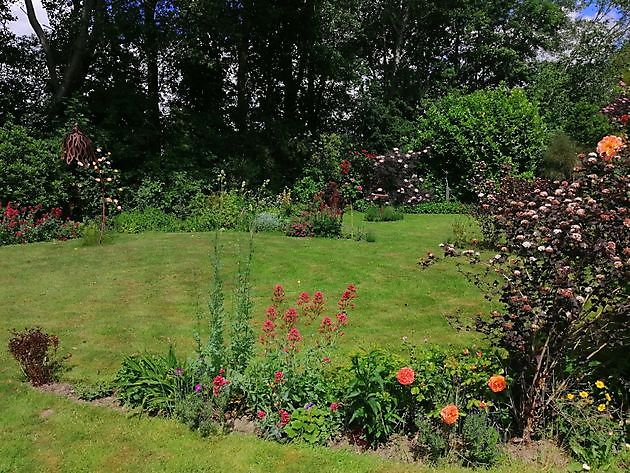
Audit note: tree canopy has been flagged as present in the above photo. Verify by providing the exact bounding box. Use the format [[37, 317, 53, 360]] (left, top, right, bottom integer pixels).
[[0, 0, 628, 187]]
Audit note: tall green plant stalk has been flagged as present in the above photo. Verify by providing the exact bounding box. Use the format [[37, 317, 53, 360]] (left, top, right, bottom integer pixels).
[[228, 231, 255, 372], [202, 231, 226, 373]]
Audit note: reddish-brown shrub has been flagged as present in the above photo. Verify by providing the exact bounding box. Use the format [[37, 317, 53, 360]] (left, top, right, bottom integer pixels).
[[8, 327, 65, 385]]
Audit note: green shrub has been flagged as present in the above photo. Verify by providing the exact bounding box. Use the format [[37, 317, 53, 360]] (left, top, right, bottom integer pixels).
[[310, 210, 342, 237], [293, 176, 322, 205], [192, 190, 253, 231], [0, 122, 69, 209], [173, 392, 228, 437], [79, 221, 107, 246], [364, 205, 404, 222], [461, 412, 501, 467], [345, 350, 403, 446], [564, 101, 616, 147], [404, 201, 469, 214], [364, 230, 376, 243], [132, 172, 210, 218], [413, 417, 447, 463], [74, 380, 114, 401], [447, 217, 480, 248], [253, 212, 283, 232], [409, 87, 547, 200], [284, 405, 340, 446], [540, 132, 579, 179], [286, 210, 342, 238], [111, 208, 183, 233], [292, 133, 353, 204]]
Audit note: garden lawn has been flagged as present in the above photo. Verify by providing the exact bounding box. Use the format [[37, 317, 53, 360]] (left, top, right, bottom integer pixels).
[[0, 214, 515, 473]]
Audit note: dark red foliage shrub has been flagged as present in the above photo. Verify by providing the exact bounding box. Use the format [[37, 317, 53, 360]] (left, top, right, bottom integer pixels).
[[286, 219, 314, 238], [314, 181, 345, 216], [365, 148, 432, 206], [601, 81, 630, 130], [8, 327, 65, 386], [468, 136, 629, 440]]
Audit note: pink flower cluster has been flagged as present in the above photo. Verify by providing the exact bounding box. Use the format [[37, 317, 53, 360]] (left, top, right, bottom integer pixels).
[[212, 374, 229, 397], [1, 202, 79, 245]]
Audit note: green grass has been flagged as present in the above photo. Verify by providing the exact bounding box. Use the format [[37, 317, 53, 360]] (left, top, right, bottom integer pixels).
[[0, 214, 532, 473]]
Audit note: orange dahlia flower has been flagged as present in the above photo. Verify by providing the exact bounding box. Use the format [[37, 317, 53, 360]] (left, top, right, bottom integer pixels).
[[396, 367, 415, 385], [596, 135, 624, 161], [488, 374, 507, 393], [440, 404, 459, 425]]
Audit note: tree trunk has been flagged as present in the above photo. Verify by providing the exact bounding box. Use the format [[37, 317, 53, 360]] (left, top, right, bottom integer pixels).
[[25, 0, 97, 105], [235, 29, 249, 131], [143, 0, 161, 161]]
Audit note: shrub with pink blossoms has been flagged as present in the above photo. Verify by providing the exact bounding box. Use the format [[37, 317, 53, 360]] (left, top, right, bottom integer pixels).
[[0, 202, 79, 246]]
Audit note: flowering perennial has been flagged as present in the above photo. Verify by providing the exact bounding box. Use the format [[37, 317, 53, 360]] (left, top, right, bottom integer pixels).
[[487, 375, 507, 393], [440, 404, 459, 425], [396, 367, 415, 386]]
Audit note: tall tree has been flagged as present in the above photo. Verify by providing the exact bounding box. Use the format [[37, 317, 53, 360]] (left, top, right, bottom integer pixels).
[[24, 0, 101, 104]]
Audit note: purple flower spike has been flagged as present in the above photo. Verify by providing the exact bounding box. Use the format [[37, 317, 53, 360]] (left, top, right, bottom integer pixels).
[[195, 383, 202, 392]]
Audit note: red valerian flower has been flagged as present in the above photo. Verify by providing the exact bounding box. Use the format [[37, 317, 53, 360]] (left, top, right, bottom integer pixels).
[[336, 312, 348, 326], [396, 367, 415, 385], [319, 316, 334, 333], [263, 319, 276, 333], [279, 409, 291, 427], [272, 284, 285, 304], [259, 319, 277, 345], [212, 375, 230, 397], [338, 284, 357, 310], [266, 306, 278, 320], [274, 371, 284, 383], [330, 402, 339, 412], [257, 410, 266, 419], [296, 291, 310, 305], [283, 308, 298, 326], [287, 327, 302, 343], [313, 291, 324, 305]]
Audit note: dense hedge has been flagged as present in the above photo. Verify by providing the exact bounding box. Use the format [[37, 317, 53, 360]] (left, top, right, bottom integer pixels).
[[409, 87, 547, 200], [0, 122, 68, 209]]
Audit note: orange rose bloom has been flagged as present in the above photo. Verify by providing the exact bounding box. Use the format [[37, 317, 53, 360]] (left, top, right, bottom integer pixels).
[[596, 135, 624, 161], [396, 367, 415, 385], [488, 374, 507, 393], [440, 404, 459, 425]]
